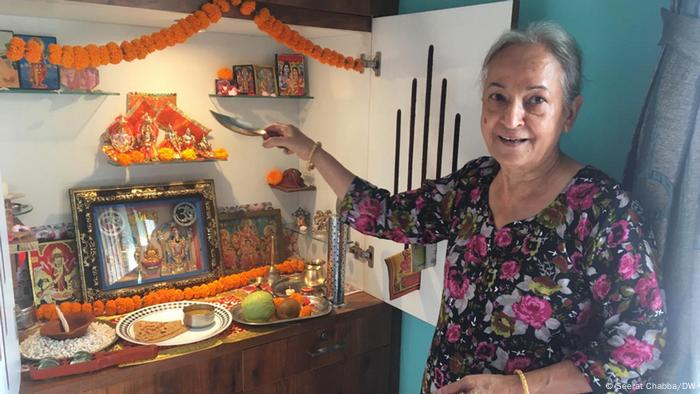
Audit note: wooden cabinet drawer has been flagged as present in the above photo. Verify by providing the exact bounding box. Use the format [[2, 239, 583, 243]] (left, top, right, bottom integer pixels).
[[285, 306, 391, 375]]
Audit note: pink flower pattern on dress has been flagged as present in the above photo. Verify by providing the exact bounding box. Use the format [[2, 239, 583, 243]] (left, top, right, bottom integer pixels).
[[339, 157, 665, 394]]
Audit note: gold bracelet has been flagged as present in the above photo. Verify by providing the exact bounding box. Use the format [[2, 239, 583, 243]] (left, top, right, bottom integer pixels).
[[514, 369, 530, 394], [307, 141, 322, 171]]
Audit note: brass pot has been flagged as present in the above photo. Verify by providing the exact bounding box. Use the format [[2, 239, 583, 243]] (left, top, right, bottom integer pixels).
[[304, 258, 327, 288]]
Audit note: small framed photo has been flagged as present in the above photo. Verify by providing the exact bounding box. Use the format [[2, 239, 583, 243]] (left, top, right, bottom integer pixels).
[[275, 54, 307, 96], [29, 239, 83, 305], [60, 67, 100, 91], [15, 34, 60, 90], [0, 30, 19, 88], [218, 208, 283, 275], [253, 65, 277, 96], [384, 246, 422, 300], [233, 64, 256, 95], [70, 180, 221, 301], [215, 78, 235, 96]]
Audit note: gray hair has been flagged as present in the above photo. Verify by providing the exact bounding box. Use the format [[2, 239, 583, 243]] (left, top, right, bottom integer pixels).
[[482, 21, 583, 107]]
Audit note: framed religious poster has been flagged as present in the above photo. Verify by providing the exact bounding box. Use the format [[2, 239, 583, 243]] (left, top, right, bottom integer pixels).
[[0, 30, 19, 88], [218, 208, 283, 275], [253, 65, 277, 96], [232, 64, 255, 95], [70, 180, 221, 301], [15, 34, 60, 90], [28, 239, 83, 305], [275, 54, 306, 96]]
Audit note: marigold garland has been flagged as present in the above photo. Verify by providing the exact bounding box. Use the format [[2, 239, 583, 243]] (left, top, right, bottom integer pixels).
[[6, 0, 364, 73], [35, 258, 306, 321]]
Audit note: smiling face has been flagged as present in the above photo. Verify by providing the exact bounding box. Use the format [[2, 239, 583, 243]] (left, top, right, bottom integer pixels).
[[481, 43, 581, 173]]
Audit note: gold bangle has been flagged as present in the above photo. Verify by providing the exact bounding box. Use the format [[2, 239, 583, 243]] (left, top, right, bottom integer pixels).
[[514, 369, 530, 394], [307, 141, 321, 171]]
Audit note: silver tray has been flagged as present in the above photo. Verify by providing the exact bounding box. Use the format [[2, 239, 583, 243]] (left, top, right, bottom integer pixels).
[[230, 295, 332, 326]]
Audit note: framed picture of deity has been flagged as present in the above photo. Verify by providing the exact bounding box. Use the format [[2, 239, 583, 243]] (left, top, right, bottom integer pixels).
[[28, 239, 83, 306], [218, 208, 283, 275], [70, 180, 221, 301], [15, 34, 60, 90]]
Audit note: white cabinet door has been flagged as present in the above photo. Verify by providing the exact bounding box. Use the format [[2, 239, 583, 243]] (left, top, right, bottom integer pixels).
[[0, 172, 20, 394], [358, 2, 513, 325]]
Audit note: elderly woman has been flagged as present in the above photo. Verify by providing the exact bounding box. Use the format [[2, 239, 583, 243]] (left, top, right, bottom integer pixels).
[[263, 22, 665, 394]]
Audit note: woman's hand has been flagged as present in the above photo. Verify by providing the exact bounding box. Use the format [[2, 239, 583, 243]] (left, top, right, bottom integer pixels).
[[261, 123, 315, 160], [434, 374, 521, 394]]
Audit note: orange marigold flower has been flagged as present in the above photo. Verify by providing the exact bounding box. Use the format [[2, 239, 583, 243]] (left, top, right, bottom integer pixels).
[[152, 32, 167, 51], [24, 38, 43, 64], [185, 15, 202, 32], [116, 153, 131, 166], [353, 58, 364, 73], [213, 148, 228, 160], [217, 67, 233, 80], [73, 46, 90, 69], [98, 45, 110, 65], [60, 45, 75, 68], [85, 44, 100, 67], [239, 0, 256, 16], [120, 40, 136, 62], [184, 287, 194, 300], [6, 37, 25, 61], [106, 42, 122, 64], [178, 18, 196, 37], [299, 305, 313, 317], [173, 289, 184, 301], [59, 302, 72, 315], [266, 169, 283, 185], [129, 150, 145, 163], [132, 295, 142, 309], [47, 44, 62, 65], [214, 0, 231, 13], [105, 300, 118, 316], [231, 0, 242, 6], [344, 56, 354, 70], [158, 147, 175, 161], [181, 148, 198, 161], [202, 3, 222, 23], [140, 35, 156, 53], [194, 10, 211, 30], [130, 38, 147, 60], [93, 300, 105, 316]]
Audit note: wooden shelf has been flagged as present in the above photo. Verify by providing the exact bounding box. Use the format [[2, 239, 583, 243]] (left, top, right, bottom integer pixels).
[[209, 94, 314, 99], [106, 158, 224, 167], [0, 89, 119, 96]]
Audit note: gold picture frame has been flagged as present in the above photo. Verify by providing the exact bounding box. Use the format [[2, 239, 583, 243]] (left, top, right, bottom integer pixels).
[[70, 180, 221, 301]]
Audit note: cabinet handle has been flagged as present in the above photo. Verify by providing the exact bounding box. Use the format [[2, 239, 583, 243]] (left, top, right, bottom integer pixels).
[[307, 342, 345, 358]]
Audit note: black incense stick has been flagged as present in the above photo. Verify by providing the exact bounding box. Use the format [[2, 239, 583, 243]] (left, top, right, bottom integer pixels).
[[452, 113, 461, 173], [420, 45, 434, 185], [394, 109, 401, 195], [407, 78, 417, 190], [436, 78, 447, 179]]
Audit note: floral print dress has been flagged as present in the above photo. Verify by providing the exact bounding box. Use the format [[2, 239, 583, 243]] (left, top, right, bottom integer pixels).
[[339, 156, 665, 394]]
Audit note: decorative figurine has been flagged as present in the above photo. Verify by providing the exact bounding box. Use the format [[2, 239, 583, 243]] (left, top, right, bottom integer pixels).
[[139, 114, 159, 162], [181, 128, 196, 150], [110, 116, 135, 154], [162, 125, 183, 158], [313, 209, 333, 234], [197, 135, 214, 158], [291, 207, 311, 234]]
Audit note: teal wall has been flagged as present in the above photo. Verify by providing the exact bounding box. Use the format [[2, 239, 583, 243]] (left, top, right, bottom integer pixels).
[[397, 1, 668, 393]]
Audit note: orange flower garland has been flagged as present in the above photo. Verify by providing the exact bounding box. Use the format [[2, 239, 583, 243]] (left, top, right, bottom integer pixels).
[[35, 258, 306, 321], [5, 37, 25, 61], [6, 0, 364, 73]]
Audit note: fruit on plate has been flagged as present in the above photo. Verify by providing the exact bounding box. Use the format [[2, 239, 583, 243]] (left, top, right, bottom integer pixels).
[[276, 298, 301, 319], [242, 291, 275, 322]]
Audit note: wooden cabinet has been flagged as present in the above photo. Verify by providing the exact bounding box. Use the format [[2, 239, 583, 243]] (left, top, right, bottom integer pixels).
[[20, 292, 401, 394]]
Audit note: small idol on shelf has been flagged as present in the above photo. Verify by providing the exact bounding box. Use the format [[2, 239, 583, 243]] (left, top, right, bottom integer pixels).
[[139, 114, 159, 162], [109, 116, 135, 154], [181, 129, 196, 150], [197, 136, 214, 158], [291, 207, 311, 234], [161, 125, 183, 159]]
